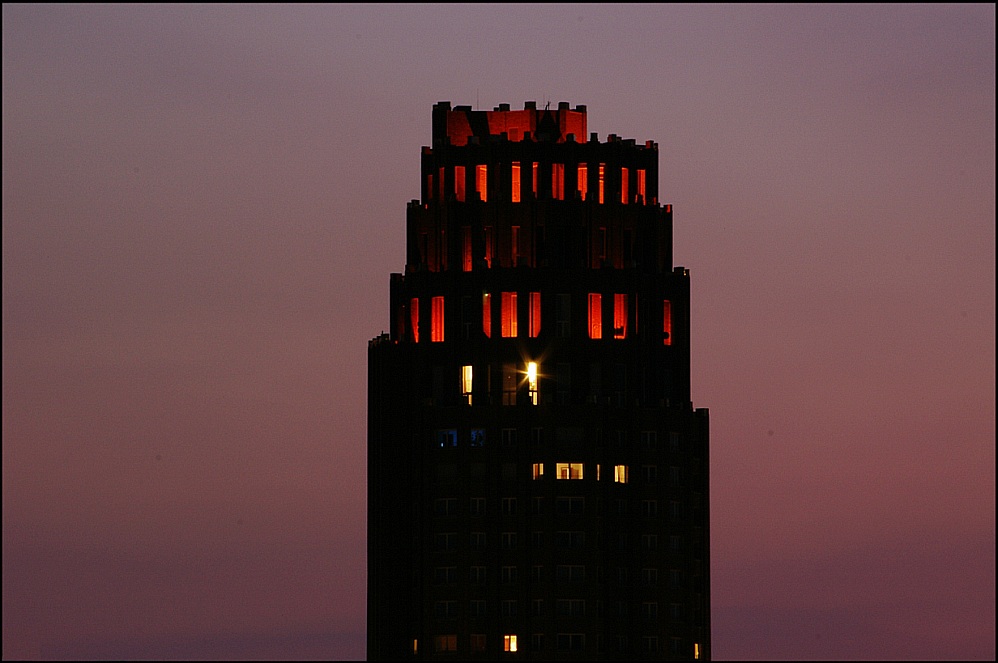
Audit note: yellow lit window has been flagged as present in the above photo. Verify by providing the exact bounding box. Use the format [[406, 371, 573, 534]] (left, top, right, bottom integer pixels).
[[527, 361, 538, 405], [413, 639, 418, 654], [614, 465, 629, 483], [462, 365, 473, 405], [502, 292, 518, 337], [588, 293, 602, 339], [511, 162, 521, 203], [431, 296, 445, 342], [694, 643, 700, 660], [614, 294, 628, 339], [532, 463, 544, 480], [504, 634, 517, 652], [556, 462, 584, 480], [529, 292, 541, 337]]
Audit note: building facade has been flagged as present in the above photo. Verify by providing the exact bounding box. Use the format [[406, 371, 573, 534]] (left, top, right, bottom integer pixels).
[[368, 102, 709, 661]]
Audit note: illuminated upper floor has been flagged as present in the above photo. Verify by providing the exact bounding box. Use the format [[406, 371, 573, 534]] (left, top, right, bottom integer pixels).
[[421, 101, 660, 207]]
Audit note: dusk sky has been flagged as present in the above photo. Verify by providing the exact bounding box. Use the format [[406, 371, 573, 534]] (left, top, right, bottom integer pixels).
[[3, 4, 994, 660]]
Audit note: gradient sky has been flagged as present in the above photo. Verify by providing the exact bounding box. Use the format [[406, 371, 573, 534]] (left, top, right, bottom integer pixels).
[[3, 4, 994, 660]]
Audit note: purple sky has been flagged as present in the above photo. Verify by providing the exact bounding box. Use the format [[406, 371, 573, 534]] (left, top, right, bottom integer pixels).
[[3, 4, 994, 660]]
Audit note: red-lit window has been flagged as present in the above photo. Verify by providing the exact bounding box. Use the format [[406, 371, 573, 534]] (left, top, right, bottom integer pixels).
[[598, 164, 605, 204], [410, 297, 419, 343], [614, 294, 628, 339], [476, 164, 487, 202], [588, 293, 602, 339], [529, 292, 541, 337], [455, 165, 466, 202], [532, 162, 539, 197], [502, 292, 518, 338], [621, 168, 629, 204], [483, 293, 492, 338], [431, 296, 445, 342], [512, 162, 521, 203], [462, 226, 472, 272], [552, 163, 565, 200], [577, 164, 588, 201], [637, 169, 646, 204], [663, 299, 672, 346]]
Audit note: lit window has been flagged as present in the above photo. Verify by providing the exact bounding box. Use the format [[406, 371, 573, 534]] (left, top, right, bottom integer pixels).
[[511, 162, 521, 203], [504, 635, 518, 652], [621, 167, 629, 204], [552, 163, 564, 200], [694, 643, 701, 660], [455, 165, 465, 202], [482, 293, 492, 337], [476, 164, 487, 202], [614, 294, 627, 339], [462, 226, 472, 272], [462, 365, 473, 405], [532, 162, 538, 196], [588, 293, 602, 339], [527, 361, 538, 405], [637, 168, 646, 203], [598, 163, 605, 203], [410, 297, 419, 343], [532, 463, 544, 479], [470, 429, 485, 447], [663, 299, 672, 345], [501, 292, 517, 337], [577, 163, 588, 200], [556, 462, 584, 480], [413, 639, 418, 655], [431, 296, 444, 342], [529, 292, 541, 337], [614, 465, 629, 483]]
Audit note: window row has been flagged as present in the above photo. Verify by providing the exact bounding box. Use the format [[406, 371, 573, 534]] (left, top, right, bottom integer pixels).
[[426, 162, 651, 205], [432, 496, 687, 519], [404, 293, 672, 345], [424, 634, 699, 656]]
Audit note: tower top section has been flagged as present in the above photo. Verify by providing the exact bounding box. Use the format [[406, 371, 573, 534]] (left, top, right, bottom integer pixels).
[[433, 100, 588, 147]]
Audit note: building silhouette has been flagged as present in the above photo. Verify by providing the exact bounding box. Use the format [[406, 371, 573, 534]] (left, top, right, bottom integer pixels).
[[368, 102, 709, 660]]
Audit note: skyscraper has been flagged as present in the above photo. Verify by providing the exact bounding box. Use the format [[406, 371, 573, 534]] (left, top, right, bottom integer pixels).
[[368, 102, 709, 661]]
